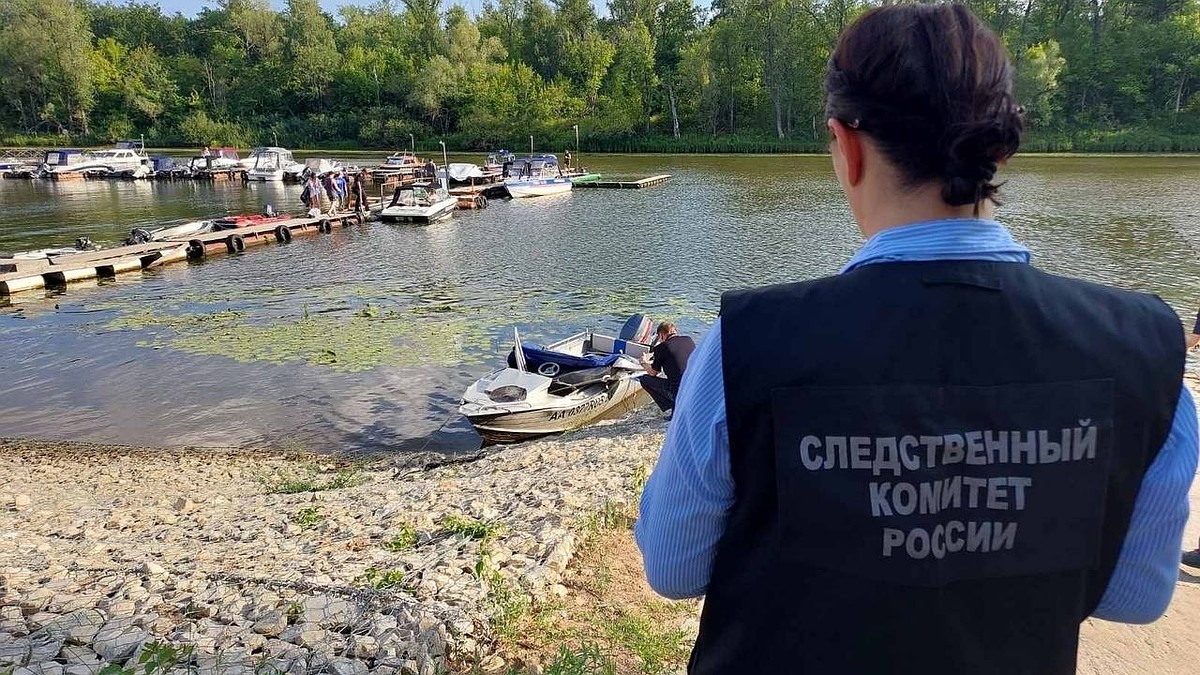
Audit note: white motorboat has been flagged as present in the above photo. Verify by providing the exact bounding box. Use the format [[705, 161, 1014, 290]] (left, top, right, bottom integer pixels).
[[371, 151, 423, 180], [186, 147, 243, 176], [459, 315, 656, 443], [49, 140, 150, 177], [380, 183, 458, 223], [244, 147, 303, 181], [6, 238, 97, 261], [503, 154, 573, 198], [125, 220, 217, 245]]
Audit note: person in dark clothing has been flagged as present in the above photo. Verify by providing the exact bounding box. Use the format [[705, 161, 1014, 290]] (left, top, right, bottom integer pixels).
[[639, 321, 696, 416], [352, 169, 370, 218], [635, 6, 1196, 675], [321, 173, 338, 215]]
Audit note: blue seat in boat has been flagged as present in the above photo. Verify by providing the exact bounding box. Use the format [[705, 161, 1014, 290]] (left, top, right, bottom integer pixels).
[[507, 342, 620, 372]]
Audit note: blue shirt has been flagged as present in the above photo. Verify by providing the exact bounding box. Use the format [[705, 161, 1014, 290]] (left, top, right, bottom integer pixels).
[[635, 218, 1198, 623]]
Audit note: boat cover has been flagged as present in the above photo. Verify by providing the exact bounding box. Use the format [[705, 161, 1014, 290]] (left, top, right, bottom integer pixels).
[[448, 163, 484, 181], [507, 342, 620, 371], [548, 366, 618, 396]]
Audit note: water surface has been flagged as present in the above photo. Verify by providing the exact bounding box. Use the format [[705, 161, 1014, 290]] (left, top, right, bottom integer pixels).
[[1, 154, 1197, 453]]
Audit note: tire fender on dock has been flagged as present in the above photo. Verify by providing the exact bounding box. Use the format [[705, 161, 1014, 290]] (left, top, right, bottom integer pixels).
[[318, 219, 332, 233], [475, 195, 488, 209], [186, 239, 206, 260], [226, 234, 246, 253], [274, 225, 293, 243]]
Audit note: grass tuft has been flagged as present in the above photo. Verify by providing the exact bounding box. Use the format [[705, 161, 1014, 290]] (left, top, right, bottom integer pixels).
[[442, 514, 499, 540], [363, 567, 411, 591], [260, 465, 369, 494], [292, 505, 324, 529], [541, 643, 617, 675], [382, 524, 419, 552]]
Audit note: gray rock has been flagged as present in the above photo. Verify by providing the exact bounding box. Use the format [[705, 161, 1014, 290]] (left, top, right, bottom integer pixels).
[[27, 632, 63, 664], [300, 595, 358, 630], [15, 664, 64, 675], [91, 620, 147, 662], [43, 609, 106, 646], [349, 635, 378, 660], [253, 610, 288, 637], [326, 656, 369, 675], [0, 637, 30, 667], [57, 645, 101, 667], [140, 561, 167, 577]]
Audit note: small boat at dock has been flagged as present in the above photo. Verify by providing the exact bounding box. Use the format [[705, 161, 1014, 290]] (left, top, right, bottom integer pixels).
[[371, 151, 424, 181], [503, 154, 573, 198], [124, 213, 290, 244], [380, 183, 458, 223], [244, 147, 303, 182], [459, 315, 655, 443]]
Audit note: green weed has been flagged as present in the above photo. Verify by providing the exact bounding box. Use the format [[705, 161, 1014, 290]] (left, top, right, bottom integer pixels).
[[96, 641, 193, 675], [442, 514, 499, 540], [603, 615, 689, 675], [541, 643, 617, 675], [260, 466, 368, 494], [363, 567, 410, 591], [382, 524, 419, 552], [292, 505, 324, 529]]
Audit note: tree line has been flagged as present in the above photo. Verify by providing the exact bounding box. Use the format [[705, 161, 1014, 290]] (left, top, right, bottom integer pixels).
[[2, 0, 1200, 153]]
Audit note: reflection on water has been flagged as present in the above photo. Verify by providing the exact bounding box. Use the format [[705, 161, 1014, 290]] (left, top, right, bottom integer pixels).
[[1, 155, 1198, 454]]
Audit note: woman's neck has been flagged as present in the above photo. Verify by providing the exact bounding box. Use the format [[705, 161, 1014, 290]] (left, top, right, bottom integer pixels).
[[856, 184, 996, 240]]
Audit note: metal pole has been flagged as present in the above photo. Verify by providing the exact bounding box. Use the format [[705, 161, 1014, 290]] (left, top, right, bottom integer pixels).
[[573, 125, 579, 154], [410, 134, 415, 153], [439, 141, 447, 189], [530, 135, 534, 156]]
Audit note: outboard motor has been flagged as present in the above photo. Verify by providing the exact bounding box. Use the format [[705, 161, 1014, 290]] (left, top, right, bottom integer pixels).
[[618, 314, 655, 345], [74, 237, 93, 251], [125, 228, 152, 245], [263, 204, 275, 217]]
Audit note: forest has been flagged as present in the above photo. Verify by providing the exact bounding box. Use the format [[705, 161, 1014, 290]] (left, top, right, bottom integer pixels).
[[2, 0, 1200, 152]]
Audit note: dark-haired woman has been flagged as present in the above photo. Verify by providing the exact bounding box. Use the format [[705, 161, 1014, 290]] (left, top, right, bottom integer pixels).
[[635, 4, 1196, 674]]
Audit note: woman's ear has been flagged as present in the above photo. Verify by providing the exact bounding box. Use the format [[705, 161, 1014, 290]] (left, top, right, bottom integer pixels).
[[828, 118, 864, 188]]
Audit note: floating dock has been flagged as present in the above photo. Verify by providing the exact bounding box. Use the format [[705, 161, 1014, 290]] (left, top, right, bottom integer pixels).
[[0, 208, 377, 296], [573, 175, 672, 189]]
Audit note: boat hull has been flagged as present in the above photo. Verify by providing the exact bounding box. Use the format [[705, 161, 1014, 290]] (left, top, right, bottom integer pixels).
[[462, 377, 648, 444], [380, 199, 457, 223], [504, 179, 573, 198], [245, 170, 284, 182]]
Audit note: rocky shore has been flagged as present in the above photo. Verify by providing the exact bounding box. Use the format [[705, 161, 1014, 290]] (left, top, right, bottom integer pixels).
[[0, 410, 669, 675], [3, 390, 1200, 675]]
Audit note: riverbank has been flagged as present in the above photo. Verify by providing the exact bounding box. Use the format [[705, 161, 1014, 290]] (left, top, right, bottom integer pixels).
[[2, 392, 1199, 675], [0, 409, 668, 675]]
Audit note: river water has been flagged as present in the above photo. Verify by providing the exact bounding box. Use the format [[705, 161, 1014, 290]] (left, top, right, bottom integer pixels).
[[1, 154, 1198, 454]]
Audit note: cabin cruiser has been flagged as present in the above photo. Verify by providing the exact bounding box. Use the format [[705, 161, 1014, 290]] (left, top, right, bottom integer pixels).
[[48, 140, 151, 177], [371, 151, 422, 180], [380, 182, 458, 223], [244, 147, 303, 181], [503, 154, 573, 198], [35, 149, 85, 177], [459, 315, 656, 443]]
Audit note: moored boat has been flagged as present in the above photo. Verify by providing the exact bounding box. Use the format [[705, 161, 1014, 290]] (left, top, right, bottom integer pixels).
[[244, 147, 303, 182], [371, 151, 423, 181], [48, 140, 151, 178], [380, 183, 458, 223], [503, 154, 573, 198], [459, 315, 656, 443], [124, 212, 290, 244]]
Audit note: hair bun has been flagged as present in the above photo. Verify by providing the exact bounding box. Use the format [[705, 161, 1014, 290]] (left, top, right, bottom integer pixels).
[[941, 118, 1020, 206]]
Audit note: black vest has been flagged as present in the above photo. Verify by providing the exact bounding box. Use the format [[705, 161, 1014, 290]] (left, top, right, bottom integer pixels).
[[691, 261, 1183, 675]]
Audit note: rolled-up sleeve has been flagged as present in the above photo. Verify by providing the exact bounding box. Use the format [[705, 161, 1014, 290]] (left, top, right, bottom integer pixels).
[[635, 319, 736, 599], [1093, 385, 1199, 623]]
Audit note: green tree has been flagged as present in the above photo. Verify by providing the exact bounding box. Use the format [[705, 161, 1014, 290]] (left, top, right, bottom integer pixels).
[[0, 0, 95, 135]]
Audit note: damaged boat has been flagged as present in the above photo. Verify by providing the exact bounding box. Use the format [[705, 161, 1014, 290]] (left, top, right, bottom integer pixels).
[[459, 315, 656, 443]]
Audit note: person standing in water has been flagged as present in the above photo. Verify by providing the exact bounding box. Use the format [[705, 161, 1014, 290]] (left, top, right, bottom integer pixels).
[[636, 5, 1198, 674]]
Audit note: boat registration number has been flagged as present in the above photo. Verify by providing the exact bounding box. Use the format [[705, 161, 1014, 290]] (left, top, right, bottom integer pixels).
[[549, 394, 609, 422]]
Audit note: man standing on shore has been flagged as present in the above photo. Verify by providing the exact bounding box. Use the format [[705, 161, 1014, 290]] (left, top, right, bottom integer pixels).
[[635, 6, 1197, 674], [639, 321, 695, 418]]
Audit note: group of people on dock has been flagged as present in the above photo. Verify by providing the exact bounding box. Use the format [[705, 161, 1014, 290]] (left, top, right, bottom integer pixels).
[[301, 169, 370, 219], [636, 4, 1198, 675]]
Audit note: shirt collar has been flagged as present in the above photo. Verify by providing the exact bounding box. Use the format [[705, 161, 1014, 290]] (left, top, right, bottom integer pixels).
[[841, 218, 1032, 273]]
